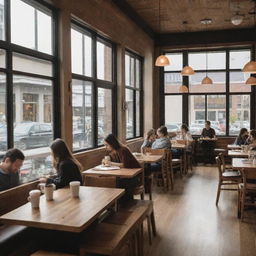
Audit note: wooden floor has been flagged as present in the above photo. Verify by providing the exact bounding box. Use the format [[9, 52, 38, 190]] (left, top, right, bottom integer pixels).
[[144, 166, 256, 256]]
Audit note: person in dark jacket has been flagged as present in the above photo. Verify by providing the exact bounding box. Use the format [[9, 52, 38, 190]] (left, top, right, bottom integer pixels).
[[104, 134, 141, 199], [0, 148, 24, 191], [234, 128, 248, 146], [40, 138, 82, 189]]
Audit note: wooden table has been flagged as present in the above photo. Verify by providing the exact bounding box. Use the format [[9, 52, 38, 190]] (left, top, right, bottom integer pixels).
[[83, 167, 143, 178], [232, 158, 256, 170], [228, 150, 249, 158], [0, 186, 124, 233], [227, 144, 241, 150], [134, 154, 163, 164]]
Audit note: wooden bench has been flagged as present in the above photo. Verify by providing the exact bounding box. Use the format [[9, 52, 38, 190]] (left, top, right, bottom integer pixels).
[[80, 200, 153, 256], [0, 181, 39, 255]]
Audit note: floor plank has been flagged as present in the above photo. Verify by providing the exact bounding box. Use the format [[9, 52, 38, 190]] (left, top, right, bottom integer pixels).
[[144, 166, 256, 256]]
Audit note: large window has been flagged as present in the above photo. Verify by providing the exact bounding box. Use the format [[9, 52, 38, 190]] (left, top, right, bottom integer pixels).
[[0, 0, 57, 183], [163, 48, 253, 136], [125, 51, 143, 139], [71, 23, 116, 151]]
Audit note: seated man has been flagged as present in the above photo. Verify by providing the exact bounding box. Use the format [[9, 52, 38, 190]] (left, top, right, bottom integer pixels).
[[200, 121, 216, 164], [0, 148, 25, 192]]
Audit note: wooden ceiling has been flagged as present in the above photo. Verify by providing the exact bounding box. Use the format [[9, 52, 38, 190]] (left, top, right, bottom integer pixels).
[[125, 0, 256, 33]]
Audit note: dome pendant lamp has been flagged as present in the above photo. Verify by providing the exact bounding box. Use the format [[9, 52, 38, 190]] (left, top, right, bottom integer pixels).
[[201, 51, 213, 85], [245, 76, 256, 85], [181, 65, 195, 76], [155, 0, 170, 67]]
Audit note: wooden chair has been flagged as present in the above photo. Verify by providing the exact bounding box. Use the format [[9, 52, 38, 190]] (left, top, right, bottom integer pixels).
[[237, 168, 256, 220], [186, 140, 195, 172], [215, 156, 241, 206], [170, 150, 183, 179]]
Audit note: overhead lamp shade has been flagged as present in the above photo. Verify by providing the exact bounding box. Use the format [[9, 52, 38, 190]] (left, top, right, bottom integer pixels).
[[201, 76, 213, 85], [181, 65, 195, 76], [155, 55, 170, 66], [231, 15, 243, 26], [245, 76, 256, 85], [242, 61, 256, 73], [179, 85, 188, 93]]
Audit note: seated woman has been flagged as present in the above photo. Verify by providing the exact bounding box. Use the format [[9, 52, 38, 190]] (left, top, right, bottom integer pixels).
[[247, 130, 256, 150], [152, 126, 171, 149], [141, 128, 156, 153], [40, 138, 83, 189], [234, 128, 248, 145], [176, 124, 193, 151], [104, 134, 141, 200]]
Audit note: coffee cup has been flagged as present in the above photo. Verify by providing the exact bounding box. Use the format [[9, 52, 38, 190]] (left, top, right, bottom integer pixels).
[[69, 181, 80, 197], [44, 184, 56, 201], [27, 190, 41, 208]]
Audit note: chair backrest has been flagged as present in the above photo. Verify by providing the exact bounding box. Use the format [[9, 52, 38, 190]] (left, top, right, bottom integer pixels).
[[84, 175, 116, 188], [240, 168, 256, 187], [218, 153, 227, 170], [144, 148, 165, 156], [215, 156, 223, 178]]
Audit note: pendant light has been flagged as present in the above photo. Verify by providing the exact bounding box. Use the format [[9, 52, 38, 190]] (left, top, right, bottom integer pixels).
[[245, 76, 256, 85], [243, 1, 256, 73], [155, 0, 170, 66], [200, 19, 213, 85], [179, 85, 189, 93], [181, 65, 195, 76]]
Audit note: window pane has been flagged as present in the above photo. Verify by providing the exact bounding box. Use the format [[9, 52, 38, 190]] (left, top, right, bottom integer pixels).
[[98, 88, 112, 144], [229, 95, 250, 135], [164, 72, 182, 93], [20, 154, 55, 183], [189, 72, 225, 93], [11, 0, 52, 54], [0, 73, 6, 153], [126, 89, 134, 139], [130, 57, 135, 87], [13, 75, 53, 150], [37, 10, 52, 54], [13, 53, 52, 76], [207, 95, 226, 135], [230, 71, 251, 92], [165, 95, 182, 133], [72, 79, 93, 150], [189, 51, 225, 70], [125, 54, 130, 86], [135, 59, 140, 89], [189, 95, 205, 135], [164, 53, 182, 71], [0, 49, 5, 68], [71, 28, 92, 77], [97, 41, 112, 81], [230, 50, 250, 69], [0, 0, 5, 41], [136, 91, 140, 136]]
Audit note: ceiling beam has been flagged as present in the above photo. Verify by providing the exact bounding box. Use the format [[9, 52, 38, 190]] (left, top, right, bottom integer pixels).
[[112, 0, 155, 39], [155, 28, 256, 48]]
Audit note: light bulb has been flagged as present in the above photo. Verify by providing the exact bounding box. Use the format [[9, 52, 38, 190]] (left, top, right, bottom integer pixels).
[[231, 14, 243, 26]]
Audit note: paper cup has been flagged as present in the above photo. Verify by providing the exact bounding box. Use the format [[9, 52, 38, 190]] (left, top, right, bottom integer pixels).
[[27, 190, 41, 208], [69, 181, 80, 197]]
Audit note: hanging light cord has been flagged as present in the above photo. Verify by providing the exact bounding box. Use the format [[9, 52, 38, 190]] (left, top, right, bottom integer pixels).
[[158, 0, 161, 32]]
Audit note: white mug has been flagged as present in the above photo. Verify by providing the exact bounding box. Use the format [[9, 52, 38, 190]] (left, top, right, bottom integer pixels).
[[44, 184, 56, 201], [27, 190, 41, 208], [69, 181, 80, 197]]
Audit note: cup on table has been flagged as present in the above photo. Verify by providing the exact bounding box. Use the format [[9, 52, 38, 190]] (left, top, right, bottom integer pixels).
[[70, 181, 81, 197], [27, 190, 41, 208], [44, 184, 56, 201], [102, 156, 111, 166], [241, 145, 245, 152]]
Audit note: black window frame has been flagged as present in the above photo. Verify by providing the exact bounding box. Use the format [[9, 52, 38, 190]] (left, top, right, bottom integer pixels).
[[71, 20, 117, 152], [125, 49, 143, 140], [161, 46, 256, 136], [0, 0, 60, 150]]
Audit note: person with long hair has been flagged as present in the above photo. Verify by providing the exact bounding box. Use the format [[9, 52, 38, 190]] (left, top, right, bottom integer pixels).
[[234, 128, 248, 145], [40, 138, 82, 189], [141, 128, 156, 153], [104, 134, 141, 200], [247, 130, 256, 150]]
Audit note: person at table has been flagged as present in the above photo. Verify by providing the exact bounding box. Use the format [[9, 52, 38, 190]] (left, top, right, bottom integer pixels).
[[0, 148, 25, 192], [234, 128, 249, 146], [40, 138, 82, 189], [176, 124, 193, 149], [152, 126, 171, 149], [200, 120, 216, 164], [247, 130, 256, 150], [104, 134, 141, 200], [141, 128, 156, 153]]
